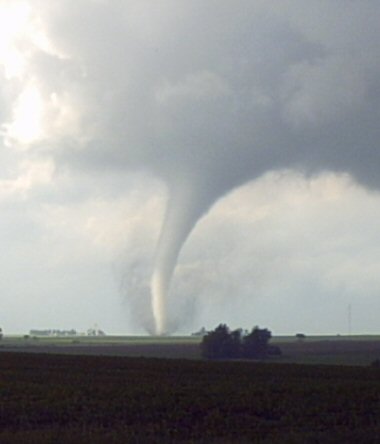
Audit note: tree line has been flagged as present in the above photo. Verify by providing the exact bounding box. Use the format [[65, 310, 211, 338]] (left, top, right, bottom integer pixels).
[[200, 324, 281, 359]]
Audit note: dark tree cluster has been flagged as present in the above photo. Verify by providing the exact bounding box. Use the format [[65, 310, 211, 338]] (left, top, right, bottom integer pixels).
[[200, 324, 281, 360]]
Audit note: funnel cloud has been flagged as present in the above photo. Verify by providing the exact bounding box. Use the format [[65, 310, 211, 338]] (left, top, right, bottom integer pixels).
[[1, 1, 380, 334]]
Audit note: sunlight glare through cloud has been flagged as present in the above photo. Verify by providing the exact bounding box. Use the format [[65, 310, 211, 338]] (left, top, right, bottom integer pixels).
[[5, 84, 44, 145], [0, 1, 31, 78]]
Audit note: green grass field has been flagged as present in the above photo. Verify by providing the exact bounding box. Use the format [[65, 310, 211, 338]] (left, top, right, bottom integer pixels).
[[2, 334, 380, 365]]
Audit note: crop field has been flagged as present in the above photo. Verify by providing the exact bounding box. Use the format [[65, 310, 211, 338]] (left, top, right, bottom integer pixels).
[[0, 335, 201, 359], [2, 335, 380, 366], [0, 352, 379, 443], [273, 338, 380, 366]]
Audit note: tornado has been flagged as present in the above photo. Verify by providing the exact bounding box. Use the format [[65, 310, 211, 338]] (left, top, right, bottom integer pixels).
[[150, 177, 215, 335]]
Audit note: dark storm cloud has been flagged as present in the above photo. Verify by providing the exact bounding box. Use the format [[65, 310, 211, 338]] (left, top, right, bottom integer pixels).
[[31, 1, 380, 189]]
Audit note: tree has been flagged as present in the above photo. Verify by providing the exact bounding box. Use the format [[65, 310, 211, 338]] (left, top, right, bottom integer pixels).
[[200, 324, 241, 359], [191, 327, 207, 337], [296, 333, 306, 341], [242, 327, 272, 359], [201, 324, 279, 360]]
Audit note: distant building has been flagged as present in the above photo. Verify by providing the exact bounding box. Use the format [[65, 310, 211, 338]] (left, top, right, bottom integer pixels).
[[87, 328, 106, 336], [29, 329, 77, 337]]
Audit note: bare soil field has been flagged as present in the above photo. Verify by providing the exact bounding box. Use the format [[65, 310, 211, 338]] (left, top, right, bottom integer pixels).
[[0, 351, 379, 443]]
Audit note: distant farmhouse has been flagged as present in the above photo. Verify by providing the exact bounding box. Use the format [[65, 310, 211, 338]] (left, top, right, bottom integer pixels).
[[86, 327, 106, 337]]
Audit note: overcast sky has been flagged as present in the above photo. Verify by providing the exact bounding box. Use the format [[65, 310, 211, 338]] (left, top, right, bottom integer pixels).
[[1, 0, 380, 335]]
